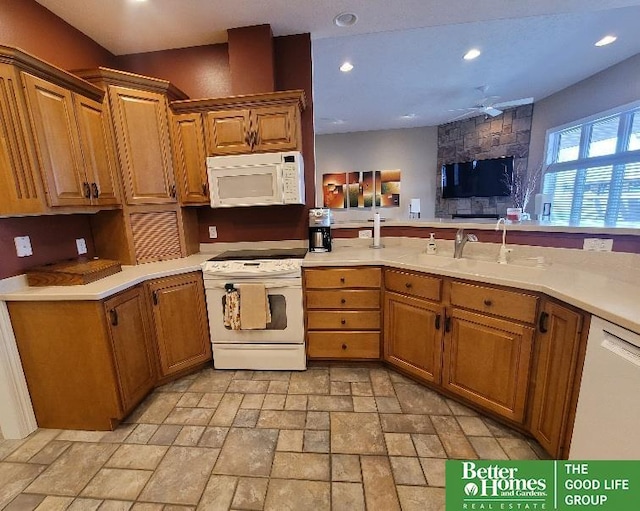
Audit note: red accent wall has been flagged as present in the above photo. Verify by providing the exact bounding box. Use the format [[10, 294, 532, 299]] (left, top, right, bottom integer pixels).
[[114, 44, 232, 99], [0, 215, 97, 279], [228, 25, 275, 94], [0, 0, 115, 69]]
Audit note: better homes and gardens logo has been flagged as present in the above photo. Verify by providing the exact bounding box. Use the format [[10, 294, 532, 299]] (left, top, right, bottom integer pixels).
[[446, 460, 639, 510]]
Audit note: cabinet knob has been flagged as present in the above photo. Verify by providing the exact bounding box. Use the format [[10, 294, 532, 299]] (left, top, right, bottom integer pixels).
[[202, 182, 208, 195], [405, 282, 412, 288], [340, 277, 346, 284], [340, 318, 346, 325], [342, 343, 347, 350], [483, 299, 493, 306], [340, 298, 346, 304]]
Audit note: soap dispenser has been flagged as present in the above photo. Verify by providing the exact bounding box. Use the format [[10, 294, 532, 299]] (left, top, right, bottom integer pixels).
[[426, 233, 437, 255]]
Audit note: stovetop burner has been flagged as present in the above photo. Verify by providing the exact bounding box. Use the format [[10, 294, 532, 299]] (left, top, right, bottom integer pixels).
[[209, 247, 308, 261]]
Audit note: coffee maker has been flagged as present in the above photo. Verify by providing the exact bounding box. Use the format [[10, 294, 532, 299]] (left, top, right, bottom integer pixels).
[[309, 208, 332, 252]]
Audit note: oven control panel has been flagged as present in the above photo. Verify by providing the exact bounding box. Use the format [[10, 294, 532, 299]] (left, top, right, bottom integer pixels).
[[202, 259, 302, 278]]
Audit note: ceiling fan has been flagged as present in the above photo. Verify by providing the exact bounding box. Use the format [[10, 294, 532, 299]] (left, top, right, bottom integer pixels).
[[448, 86, 533, 122]]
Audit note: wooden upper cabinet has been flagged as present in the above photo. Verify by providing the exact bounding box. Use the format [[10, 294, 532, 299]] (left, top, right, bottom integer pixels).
[[171, 89, 305, 157], [146, 272, 211, 379], [108, 86, 177, 205], [104, 286, 156, 414], [0, 63, 44, 215], [21, 73, 87, 207], [205, 109, 253, 156], [171, 112, 209, 204], [252, 104, 299, 153], [442, 308, 534, 424], [529, 300, 585, 458]]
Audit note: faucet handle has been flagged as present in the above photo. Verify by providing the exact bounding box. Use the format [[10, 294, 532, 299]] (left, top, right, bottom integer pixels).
[[467, 233, 478, 242]]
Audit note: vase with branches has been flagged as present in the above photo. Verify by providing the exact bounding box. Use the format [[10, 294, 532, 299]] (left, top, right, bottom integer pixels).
[[503, 164, 544, 212]]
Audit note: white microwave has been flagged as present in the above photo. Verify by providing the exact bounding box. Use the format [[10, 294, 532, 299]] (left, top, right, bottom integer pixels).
[[206, 151, 305, 208]]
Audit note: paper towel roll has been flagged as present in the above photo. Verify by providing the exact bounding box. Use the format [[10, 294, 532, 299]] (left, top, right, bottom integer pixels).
[[373, 212, 381, 247]]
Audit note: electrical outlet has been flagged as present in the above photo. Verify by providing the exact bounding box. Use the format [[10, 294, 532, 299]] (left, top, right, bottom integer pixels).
[[358, 230, 373, 239], [209, 226, 218, 239], [76, 238, 88, 255], [583, 238, 613, 252], [14, 236, 33, 257]]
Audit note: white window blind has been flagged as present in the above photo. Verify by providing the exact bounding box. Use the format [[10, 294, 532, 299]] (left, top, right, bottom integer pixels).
[[543, 105, 640, 226]]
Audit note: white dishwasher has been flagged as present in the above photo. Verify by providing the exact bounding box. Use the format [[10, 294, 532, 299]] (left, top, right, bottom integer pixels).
[[569, 316, 640, 459]]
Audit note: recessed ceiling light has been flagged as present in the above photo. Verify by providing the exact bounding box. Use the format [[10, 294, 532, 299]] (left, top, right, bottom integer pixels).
[[340, 62, 354, 73], [334, 12, 358, 27], [400, 114, 417, 120], [463, 48, 481, 60], [595, 35, 617, 47]]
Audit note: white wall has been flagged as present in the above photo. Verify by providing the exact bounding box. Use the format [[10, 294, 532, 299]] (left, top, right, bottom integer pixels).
[[528, 52, 640, 170], [314, 127, 438, 221]]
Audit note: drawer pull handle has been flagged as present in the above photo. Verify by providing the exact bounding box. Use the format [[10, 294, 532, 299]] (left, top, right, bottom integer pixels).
[[341, 319, 346, 325], [109, 309, 118, 327], [340, 298, 346, 304], [435, 314, 441, 330], [539, 311, 549, 333], [483, 299, 493, 306], [83, 182, 91, 199], [405, 282, 412, 288], [342, 343, 347, 350], [445, 315, 451, 333]]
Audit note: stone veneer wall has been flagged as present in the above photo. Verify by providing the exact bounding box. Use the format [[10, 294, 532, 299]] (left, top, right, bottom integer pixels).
[[435, 104, 533, 218]]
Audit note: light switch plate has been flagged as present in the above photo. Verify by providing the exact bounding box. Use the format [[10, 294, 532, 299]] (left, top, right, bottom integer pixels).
[[14, 236, 33, 257], [76, 238, 88, 255], [209, 226, 218, 239], [358, 230, 373, 239]]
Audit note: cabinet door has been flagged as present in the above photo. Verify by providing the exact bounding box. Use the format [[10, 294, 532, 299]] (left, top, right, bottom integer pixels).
[[252, 104, 299, 153], [105, 286, 156, 414], [529, 301, 584, 458], [22, 73, 87, 206], [205, 109, 252, 155], [384, 292, 444, 384], [0, 64, 45, 214], [443, 308, 534, 423], [109, 86, 176, 204], [171, 112, 209, 204], [147, 273, 211, 378], [74, 95, 120, 206]]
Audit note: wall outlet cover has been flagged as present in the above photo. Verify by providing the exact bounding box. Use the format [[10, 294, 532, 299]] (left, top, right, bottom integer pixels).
[[208, 226, 218, 239], [76, 238, 88, 255], [583, 238, 614, 252], [14, 236, 33, 257], [359, 230, 373, 239]]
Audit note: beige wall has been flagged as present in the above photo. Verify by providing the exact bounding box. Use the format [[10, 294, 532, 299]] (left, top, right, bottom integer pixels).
[[528, 52, 640, 171], [315, 127, 438, 221]]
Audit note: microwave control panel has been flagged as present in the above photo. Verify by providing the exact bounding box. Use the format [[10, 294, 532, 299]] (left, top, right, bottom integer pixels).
[[281, 162, 305, 204]]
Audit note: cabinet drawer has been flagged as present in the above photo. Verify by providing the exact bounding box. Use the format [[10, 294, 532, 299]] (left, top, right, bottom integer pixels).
[[305, 268, 381, 288], [308, 332, 380, 359], [306, 290, 380, 310], [450, 281, 538, 324], [307, 310, 380, 330], [385, 269, 442, 301]]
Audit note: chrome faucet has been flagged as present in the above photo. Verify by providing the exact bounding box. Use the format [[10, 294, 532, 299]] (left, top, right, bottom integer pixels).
[[453, 229, 478, 258]]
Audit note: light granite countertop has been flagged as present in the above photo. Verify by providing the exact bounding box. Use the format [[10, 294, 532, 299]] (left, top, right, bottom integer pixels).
[[1, 239, 638, 335]]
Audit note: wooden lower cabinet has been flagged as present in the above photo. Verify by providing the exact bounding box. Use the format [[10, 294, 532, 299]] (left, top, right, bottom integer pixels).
[[442, 308, 534, 424], [8, 285, 156, 430], [528, 300, 586, 458], [384, 291, 444, 384], [146, 272, 212, 381]]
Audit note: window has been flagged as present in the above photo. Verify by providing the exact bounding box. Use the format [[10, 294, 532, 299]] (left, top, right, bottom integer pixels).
[[543, 104, 640, 226]]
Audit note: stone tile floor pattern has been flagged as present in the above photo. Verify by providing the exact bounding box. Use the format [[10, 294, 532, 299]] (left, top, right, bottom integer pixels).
[[0, 364, 549, 510]]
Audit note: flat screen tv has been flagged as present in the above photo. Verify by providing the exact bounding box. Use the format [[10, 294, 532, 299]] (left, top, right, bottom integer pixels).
[[441, 156, 513, 199]]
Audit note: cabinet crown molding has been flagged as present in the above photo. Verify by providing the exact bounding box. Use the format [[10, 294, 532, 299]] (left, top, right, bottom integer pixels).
[[73, 67, 188, 101], [170, 89, 306, 114], [0, 44, 104, 102]]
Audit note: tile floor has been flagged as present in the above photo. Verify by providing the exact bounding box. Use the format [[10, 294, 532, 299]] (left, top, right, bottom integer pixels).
[[0, 364, 549, 510]]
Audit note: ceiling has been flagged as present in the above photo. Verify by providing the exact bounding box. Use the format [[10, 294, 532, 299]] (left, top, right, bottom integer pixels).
[[36, 0, 640, 134]]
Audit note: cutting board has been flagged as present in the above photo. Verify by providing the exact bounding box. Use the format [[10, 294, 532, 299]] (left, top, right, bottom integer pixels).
[[26, 258, 122, 286]]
